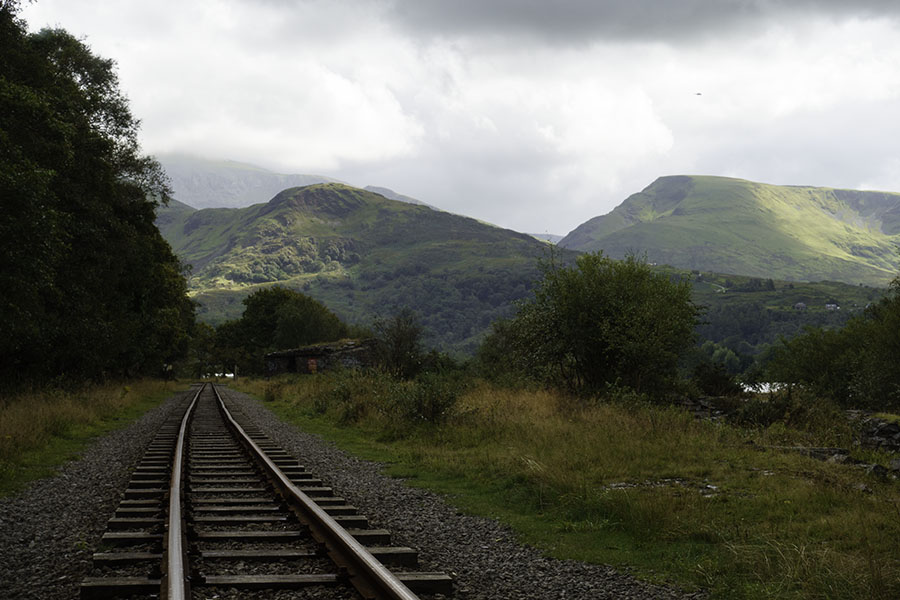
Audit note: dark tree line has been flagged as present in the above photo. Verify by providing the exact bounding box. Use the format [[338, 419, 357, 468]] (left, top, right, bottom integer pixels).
[[0, 4, 195, 387], [767, 278, 900, 410]]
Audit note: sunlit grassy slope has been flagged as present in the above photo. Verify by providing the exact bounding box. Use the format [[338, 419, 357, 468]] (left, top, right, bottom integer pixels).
[[560, 176, 900, 286], [157, 183, 559, 352]]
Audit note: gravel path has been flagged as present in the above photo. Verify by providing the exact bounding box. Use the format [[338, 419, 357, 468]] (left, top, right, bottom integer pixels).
[[0, 384, 705, 599]]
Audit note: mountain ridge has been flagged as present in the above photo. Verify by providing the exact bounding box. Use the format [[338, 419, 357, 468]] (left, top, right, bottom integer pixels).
[[559, 175, 900, 286], [157, 153, 439, 213], [156, 183, 559, 352]]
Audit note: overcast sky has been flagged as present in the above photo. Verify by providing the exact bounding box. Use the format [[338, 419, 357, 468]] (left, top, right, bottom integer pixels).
[[20, 0, 900, 235]]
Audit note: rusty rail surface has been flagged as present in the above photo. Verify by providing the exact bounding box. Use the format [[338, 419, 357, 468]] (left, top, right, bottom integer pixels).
[[210, 383, 422, 600], [162, 382, 203, 600]]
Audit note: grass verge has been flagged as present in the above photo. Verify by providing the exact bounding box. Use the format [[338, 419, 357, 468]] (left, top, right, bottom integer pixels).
[[233, 373, 900, 600], [0, 379, 188, 496]]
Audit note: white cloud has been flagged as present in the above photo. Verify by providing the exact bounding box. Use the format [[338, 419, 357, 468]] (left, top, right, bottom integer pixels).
[[19, 1, 900, 234]]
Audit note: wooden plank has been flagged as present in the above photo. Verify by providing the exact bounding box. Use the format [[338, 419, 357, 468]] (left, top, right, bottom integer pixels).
[[123, 488, 165, 498], [200, 574, 339, 589], [107, 517, 164, 530], [201, 549, 316, 560], [333, 515, 368, 528], [80, 577, 160, 599], [92, 552, 161, 566], [192, 504, 280, 513], [188, 486, 267, 493], [367, 546, 418, 568], [127, 480, 166, 488], [190, 496, 273, 504], [101, 531, 162, 545], [189, 478, 264, 484], [192, 515, 287, 523], [321, 504, 359, 516], [396, 572, 454, 595], [115, 507, 160, 516], [195, 530, 305, 541], [345, 528, 391, 544]]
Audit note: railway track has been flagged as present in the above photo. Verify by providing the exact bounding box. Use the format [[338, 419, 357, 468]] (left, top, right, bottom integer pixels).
[[80, 382, 452, 599]]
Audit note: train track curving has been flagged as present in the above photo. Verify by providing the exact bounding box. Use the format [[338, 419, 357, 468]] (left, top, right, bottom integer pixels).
[[80, 382, 452, 599]]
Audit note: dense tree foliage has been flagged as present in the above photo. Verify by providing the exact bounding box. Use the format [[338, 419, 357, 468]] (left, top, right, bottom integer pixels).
[[212, 286, 350, 374], [696, 301, 853, 372], [373, 307, 424, 379], [480, 252, 701, 397], [0, 5, 194, 386], [767, 277, 900, 410]]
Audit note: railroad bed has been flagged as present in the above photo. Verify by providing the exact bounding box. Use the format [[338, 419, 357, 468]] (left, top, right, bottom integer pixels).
[[80, 383, 452, 599]]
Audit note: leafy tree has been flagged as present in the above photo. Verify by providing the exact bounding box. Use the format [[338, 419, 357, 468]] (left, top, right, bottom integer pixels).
[[482, 252, 701, 397], [219, 286, 349, 374], [0, 5, 194, 386], [373, 307, 424, 379], [211, 320, 252, 377], [187, 322, 216, 378]]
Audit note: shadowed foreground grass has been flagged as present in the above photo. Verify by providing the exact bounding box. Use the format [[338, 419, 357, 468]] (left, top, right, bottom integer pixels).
[[0, 380, 187, 496], [234, 372, 900, 600]]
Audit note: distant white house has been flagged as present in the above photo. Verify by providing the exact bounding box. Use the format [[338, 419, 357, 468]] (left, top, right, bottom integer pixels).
[[825, 303, 840, 311]]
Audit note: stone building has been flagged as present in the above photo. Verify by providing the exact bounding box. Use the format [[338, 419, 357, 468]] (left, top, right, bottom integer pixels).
[[265, 339, 376, 375]]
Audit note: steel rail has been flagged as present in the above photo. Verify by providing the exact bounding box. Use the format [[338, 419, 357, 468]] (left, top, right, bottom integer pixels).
[[210, 383, 421, 600], [162, 383, 204, 600]]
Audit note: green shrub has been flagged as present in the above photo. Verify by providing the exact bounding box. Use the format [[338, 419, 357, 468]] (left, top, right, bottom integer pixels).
[[391, 373, 465, 425], [729, 394, 792, 428], [263, 383, 280, 402]]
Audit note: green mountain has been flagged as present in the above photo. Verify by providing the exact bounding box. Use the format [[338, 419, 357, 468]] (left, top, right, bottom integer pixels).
[[559, 175, 900, 286], [157, 183, 559, 352]]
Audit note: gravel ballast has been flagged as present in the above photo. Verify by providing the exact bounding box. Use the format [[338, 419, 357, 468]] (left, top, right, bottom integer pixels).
[[0, 386, 196, 600], [1, 384, 705, 599]]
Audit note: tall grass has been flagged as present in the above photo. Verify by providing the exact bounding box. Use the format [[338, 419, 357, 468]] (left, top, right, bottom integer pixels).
[[235, 373, 900, 599], [0, 380, 182, 495]]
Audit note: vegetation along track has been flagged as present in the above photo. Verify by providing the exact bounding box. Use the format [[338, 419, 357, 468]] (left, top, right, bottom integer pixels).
[[80, 383, 451, 599]]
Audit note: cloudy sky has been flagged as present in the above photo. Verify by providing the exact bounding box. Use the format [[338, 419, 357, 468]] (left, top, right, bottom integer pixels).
[[20, 0, 900, 235]]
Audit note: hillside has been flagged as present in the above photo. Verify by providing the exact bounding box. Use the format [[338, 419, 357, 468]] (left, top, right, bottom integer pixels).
[[157, 183, 561, 352], [559, 175, 900, 286]]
